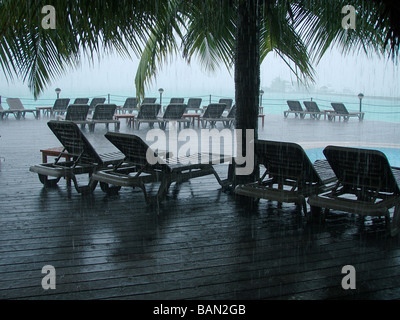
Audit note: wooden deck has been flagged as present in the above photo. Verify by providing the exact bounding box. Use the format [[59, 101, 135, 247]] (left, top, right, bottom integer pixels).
[[1, 114, 400, 301]]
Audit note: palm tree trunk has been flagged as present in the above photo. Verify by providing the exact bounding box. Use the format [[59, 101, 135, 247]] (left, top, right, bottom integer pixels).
[[234, 0, 260, 185]]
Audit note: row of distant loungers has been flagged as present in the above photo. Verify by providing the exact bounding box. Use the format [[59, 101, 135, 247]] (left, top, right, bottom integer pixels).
[[0, 97, 236, 130], [29, 120, 400, 238], [284, 100, 365, 121]]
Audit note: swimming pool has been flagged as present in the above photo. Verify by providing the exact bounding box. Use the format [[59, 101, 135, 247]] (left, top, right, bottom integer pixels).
[[305, 146, 400, 167]]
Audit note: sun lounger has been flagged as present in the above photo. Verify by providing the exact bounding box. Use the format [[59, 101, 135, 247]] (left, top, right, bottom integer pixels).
[[74, 98, 89, 104], [143, 97, 157, 104], [52, 98, 71, 116], [158, 103, 190, 130], [29, 120, 125, 194], [6, 98, 38, 119], [120, 97, 138, 114], [328, 103, 365, 121], [308, 145, 400, 236], [235, 140, 337, 215], [57, 104, 90, 128], [92, 132, 232, 204], [303, 101, 324, 119], [88, 97, 106, 113], [219, 98, 233, 111], [87, 104, 120, 132], [186, 98, 203, 113], [209, 105, 236, 128], [200, 103, 227, 128], [135, 103, 162, 129], [169, 98, 185, 104], [284, 100, 313, 119]]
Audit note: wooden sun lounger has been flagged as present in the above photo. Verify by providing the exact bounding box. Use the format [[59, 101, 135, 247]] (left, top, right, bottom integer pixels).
[[88, 97, 106, 113], [308, 146, 400, 236], [87, 104, 120, 132], [57, 104, 90, 128], [135, 103, 162, 129], [235, 140, 337, 215], [74, 98, 89, 104], [158, 103, 190, 130], [92, 132, 232, 204], [200, 103, 227, 128], [206, 105, 236, 128], [29, 121, 126, 194], [303, 101, 324, 119], [186, 98, 203, 113], [219, 98, 233, 111], [51, 98, 71, 116], [6, 98, 39, 119], [328, 103, 365, 121], [169, 98, 185, 104], [120, 97, 138, 114], [284, 100, 309, 119]]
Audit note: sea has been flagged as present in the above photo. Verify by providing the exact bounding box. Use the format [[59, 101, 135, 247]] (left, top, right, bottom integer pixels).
[[2, 90, 400, 124]]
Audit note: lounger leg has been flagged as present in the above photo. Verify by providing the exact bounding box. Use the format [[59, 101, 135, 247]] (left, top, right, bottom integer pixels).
[[155, 177, 171, 203], [37, 174, 61, 187], [299, 196, 308, 216], [100, 182, 122, 195], [71, 175, 98, 194]]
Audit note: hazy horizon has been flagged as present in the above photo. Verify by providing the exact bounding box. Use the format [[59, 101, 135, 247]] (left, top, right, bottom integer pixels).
[[1, 45, 399, 101]]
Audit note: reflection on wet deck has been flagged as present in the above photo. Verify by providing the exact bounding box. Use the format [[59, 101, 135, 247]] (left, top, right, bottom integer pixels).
[[0, 114, 400, 300]]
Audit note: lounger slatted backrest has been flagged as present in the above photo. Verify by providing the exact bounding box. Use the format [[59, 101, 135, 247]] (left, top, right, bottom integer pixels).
[[143, 98, 157, 104], [47, 120, 103, 165], [137, 104, 161, 119], [227, 105, 236, 118], [219, 99, 233, 110], [162, 103, 187, 119], [303, 101, 321, 113], [202, 103, 226, 119], [331, 103, 349, 114], [122, 98, 138, 110], [52, 98, 70, 112], [65, 104, 89, 121], [89, 98, 106, 110], [323, 146, 400, 194], [91, 104, 117, 120], [105, 132, 169, 172], [287, 100, 304, 112], [6, 98, 25, 110], [255, 140, 323, 185], [187, 98, 202, 109], [170, 98, 185, 104], [74, 98, 89, 104]]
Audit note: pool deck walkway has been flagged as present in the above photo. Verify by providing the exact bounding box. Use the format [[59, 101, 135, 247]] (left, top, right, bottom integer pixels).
[[1, 113, 400, 301]]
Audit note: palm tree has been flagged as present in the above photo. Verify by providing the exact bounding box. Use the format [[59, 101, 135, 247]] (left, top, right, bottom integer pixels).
[[0, 0, 174, 98], [1, 0, 399, 184], [135, 0, 392, 183]]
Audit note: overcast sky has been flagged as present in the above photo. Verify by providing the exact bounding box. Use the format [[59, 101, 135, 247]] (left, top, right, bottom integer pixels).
[[1, 44, 399, 101]]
